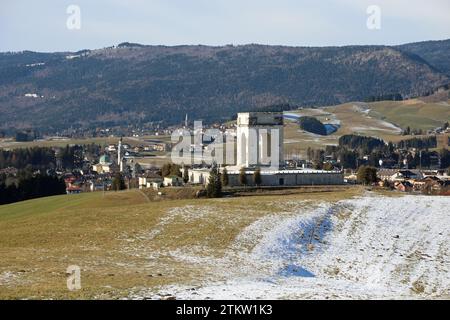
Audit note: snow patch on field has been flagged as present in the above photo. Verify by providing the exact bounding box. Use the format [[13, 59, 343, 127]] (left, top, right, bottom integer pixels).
[[0, 271, 29, 287], [351, 122, 402, 133], [132, 205, 218, 241], [132, 194, 449, 300], [350, 103, 402, 133]]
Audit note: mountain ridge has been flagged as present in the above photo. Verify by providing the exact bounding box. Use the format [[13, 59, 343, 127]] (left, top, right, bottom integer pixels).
[[0, 40, 449, 133]]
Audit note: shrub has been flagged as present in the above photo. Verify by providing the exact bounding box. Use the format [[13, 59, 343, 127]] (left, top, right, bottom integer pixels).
[[357, 166, 378, 185], [239, 167, 247, 186], [221, 168, 229, 187], [253, 167, 262, 186], [206, 166, 222, 198]]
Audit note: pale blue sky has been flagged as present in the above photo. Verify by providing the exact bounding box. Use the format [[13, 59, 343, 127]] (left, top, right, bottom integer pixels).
[[1, 0, 449, 52]]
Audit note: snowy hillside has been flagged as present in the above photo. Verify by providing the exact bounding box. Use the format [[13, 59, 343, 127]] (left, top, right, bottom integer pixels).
[[136, 194, 449, 300]]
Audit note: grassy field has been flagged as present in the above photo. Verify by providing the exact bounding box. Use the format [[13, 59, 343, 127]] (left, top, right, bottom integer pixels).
[[0, 135, 174, 168], [368, 99, 450, 132], [283, 103, 401, 156], [133, 155, 172, 167], [0, 135, 171, 149], [0, 187, 363, 299], [284, 97, 450, 156]]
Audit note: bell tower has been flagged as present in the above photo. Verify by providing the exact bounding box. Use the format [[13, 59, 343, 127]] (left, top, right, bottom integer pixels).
[[118, 137, 123, 172]]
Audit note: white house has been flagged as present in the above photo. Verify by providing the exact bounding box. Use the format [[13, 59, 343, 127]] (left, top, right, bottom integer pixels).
[[139, 175, 163, 189], [163, 176, 183, 187]]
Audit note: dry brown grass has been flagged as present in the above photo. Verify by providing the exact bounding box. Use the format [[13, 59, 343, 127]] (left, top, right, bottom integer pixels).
[[0, 187, 363, 299]]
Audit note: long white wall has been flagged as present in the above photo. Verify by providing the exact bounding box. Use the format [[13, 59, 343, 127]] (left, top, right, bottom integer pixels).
[[188, 169, 344, 186]]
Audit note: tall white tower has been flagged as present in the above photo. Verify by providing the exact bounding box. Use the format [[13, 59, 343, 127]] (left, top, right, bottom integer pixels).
[[236, 112, 284, 169], [118, 137, 123, 172]]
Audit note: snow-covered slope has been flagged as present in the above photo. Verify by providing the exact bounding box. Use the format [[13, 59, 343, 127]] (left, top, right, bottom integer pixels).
[[134, 194, 449, 300]]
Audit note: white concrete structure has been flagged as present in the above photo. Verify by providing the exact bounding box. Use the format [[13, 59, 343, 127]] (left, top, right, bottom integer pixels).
[[236, 112, 284, 169], [227, 169, 343, 186], [188, 168, 343, 186], [188, 111, 344, 187]]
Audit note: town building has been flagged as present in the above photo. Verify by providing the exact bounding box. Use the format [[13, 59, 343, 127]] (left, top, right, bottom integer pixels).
[[139, 174, 163, 190], [92, 154, 112, 174], [163, 176, 184, 187], [394, 181, 413, 192], [378, 169, 422, 182], [66, 186, 82, 194]]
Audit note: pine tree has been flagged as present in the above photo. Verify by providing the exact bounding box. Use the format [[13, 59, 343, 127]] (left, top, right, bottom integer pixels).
[[206, 166, 222, 198], [357, 166, 377, 185], [161, 163, 182, 177], [183, 166, 189, 183], [253, 167, 262, 186], [112, 173, 126, 191], [0, 183, 6, 205], [239, 167, 247, 186], [221, 167, 229, 187]]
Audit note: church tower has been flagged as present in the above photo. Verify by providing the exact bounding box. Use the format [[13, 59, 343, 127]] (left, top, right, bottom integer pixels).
[[118, 137, 123, 172]]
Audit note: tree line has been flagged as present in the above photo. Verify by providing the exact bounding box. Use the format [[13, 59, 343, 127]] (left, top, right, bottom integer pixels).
[[397, 136, 437, 149], [364, 93, 403, 102], [0, 144, 102, 171], [338, 135, 385, 152], [0, 173, 66, 205], [298, 117, 327, 136], [320, 134, 448, 170], [205, 166, 263, 198], [0, 147, 56, 170]]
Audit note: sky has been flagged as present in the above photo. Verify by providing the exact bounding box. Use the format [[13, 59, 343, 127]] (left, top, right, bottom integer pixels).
[[1, 0, 449, 52]]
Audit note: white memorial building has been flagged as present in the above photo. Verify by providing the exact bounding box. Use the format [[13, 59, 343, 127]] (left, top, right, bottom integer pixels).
[[188, 112, 344, 186]]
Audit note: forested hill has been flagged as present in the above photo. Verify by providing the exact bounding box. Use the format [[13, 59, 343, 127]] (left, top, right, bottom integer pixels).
[[0, 40, 449, 132], [397, 39, 450, 77]]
